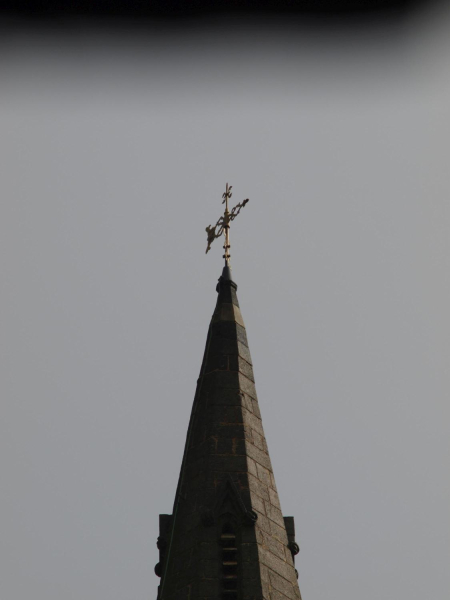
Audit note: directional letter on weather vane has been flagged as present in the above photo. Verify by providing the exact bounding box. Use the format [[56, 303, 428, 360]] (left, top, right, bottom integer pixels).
[[205, 183, 249, 266]]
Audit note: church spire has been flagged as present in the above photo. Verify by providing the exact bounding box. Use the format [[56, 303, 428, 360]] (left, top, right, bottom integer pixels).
[[155, 187, 301, 599]]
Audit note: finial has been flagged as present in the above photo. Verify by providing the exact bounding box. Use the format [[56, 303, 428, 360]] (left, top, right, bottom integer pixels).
[[205, 183, 249, 266]]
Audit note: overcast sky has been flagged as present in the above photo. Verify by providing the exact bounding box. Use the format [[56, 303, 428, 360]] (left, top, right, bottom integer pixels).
[[1, 4, 449, 600]]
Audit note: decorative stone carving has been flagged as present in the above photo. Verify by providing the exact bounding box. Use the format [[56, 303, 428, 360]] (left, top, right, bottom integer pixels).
[[289, 541, 300, 557], [244, 509, 258, 525]]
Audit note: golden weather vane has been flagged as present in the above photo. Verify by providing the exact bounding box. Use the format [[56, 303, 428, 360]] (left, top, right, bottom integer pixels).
[[205, 183, 249, 266]]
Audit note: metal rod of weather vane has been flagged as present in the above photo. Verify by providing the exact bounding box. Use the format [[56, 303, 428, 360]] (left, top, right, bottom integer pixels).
[[224, 184, 231, 265]]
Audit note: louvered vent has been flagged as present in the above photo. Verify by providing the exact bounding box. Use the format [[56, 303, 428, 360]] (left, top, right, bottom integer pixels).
[[220, 522, 238, 598]]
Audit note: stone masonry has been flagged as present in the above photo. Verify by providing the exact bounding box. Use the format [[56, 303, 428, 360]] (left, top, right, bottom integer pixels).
[[155, 268, 302, 600]]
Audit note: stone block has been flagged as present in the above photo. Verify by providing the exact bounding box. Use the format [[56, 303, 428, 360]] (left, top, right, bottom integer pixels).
[[211, 321, 242, 343], [250, 494, 266, 516], [206, 336, 239, 357], [202, 370, 241, 392], [269, 520, 289, 546], [237, 340, 253, 364], [228, 355, 255, 382], [208, 422, 249, 440], [252, 431, 265, 452], [209, 454, 248, 472], [256, 463, 272, 487], [247, 472, 270, 502], [269, 487, 281, 509], [236, 323, 249, 347], [245, 441, 272, 471], [209, 405, 245, 425], [209, 389, 245, 407], [259, 546, 296, 584], [217, 283, 240, 307], [256, 528, 287, 562], [254, 511, 272, 536], [241, 542, 260, 563], [242, 410, 265, 436], [272, 570, 301, 599], [251, 399, 261, 419], [265, 503, 285, 529], [204, 353, 229, 373], [246, 456, 258, 477], [270, 590, 294, 600], [217, 303, 245, 327], [209, 436, 246, 456], [199, 559, 219, 579], [198, 578, 219, 596]]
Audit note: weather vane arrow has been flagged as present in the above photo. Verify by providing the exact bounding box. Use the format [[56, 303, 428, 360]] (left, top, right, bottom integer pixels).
[[205, 183, 249, 266]]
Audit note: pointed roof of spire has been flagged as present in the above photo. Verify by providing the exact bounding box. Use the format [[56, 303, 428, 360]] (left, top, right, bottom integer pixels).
[[156, 269, 302, 600]]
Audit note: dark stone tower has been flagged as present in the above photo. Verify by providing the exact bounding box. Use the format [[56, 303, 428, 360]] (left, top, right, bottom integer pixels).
[[156, 266, 302, 599]]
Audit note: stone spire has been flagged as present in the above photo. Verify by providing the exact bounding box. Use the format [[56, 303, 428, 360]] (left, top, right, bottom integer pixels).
[[155, 267, 302, 599]]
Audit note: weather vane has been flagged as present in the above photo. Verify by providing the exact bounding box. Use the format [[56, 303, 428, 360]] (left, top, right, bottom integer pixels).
[[205, 183, 249, 266]]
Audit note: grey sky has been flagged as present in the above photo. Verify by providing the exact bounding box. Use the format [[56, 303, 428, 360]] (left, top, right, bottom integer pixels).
[[1, 5, 449, 600]]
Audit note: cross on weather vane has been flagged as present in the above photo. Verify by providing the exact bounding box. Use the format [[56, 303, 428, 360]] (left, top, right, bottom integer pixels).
[[205, 183, 249, 266]]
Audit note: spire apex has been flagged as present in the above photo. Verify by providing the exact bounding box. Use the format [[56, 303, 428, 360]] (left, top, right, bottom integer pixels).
[[216, 264, 236, 293]]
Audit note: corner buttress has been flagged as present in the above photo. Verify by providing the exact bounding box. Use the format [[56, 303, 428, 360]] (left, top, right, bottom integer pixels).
[[155, 514, 172, 599]]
